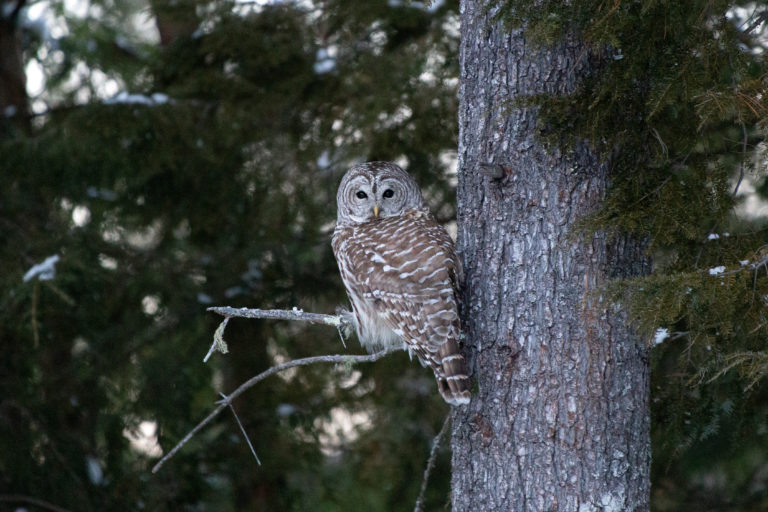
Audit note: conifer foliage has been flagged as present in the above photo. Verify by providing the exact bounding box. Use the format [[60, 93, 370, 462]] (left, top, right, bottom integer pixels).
[[1, 0, 459, 510]]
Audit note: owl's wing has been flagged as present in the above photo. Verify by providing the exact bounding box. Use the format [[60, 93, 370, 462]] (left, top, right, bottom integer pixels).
[[352, 210, 462, 354], [333, 210, 470, 405]]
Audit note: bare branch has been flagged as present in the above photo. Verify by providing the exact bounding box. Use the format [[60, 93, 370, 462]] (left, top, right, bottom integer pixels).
[[744, 10, 768, 35], [208, 305, 351, 330], [152, 349, 393, 474], [0, 494, 72, 512], [206, 306, 351, 354], [208, 306, 342, 325], [413, 414, 451, 512]]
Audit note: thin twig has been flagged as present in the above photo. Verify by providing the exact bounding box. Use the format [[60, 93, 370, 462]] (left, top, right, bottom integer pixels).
[[669, 331, 690, 341], [336, 326, 347, 348], [0, 494, 72, 512], [732, 121, 748, 197], [413, 414, 451, 512], [218, 392, 261, 465], [32, 281, 39, 348], [627, 175, 672, 211], [152, 349, 393, 474]]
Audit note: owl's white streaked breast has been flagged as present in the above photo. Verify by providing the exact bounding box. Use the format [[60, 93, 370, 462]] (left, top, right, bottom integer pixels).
[[332, 220, 403, 351]]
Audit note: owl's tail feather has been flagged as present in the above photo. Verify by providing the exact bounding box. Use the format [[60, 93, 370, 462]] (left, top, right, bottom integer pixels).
[[437, 340, 471, 406]]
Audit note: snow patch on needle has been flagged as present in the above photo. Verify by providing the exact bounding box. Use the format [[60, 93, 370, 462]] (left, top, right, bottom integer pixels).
[[23, 254, 60, 282], [314, 48, 337, 74], [104, 92, 171, 106], [653, 328, 669, 345]]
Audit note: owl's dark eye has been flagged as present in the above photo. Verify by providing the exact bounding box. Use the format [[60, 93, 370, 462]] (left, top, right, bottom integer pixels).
[[356, 191, 368, 199], [382, 189, 394, 199]]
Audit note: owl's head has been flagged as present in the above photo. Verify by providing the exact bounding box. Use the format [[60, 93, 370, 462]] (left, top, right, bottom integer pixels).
[[336, 161, 425, 225]]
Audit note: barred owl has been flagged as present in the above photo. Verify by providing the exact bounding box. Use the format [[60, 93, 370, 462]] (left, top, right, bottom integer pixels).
[[332, 161, 471, 406]]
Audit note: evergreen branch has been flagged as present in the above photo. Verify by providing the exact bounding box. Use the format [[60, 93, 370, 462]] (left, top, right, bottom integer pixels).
[[736, 91, 766, 118], [628, 175, 672, 210], [711, 251, 768, 278], [748, 321, 768, 335], [151, 349, 393, 474], [707, 351, 768, 390], [592, 0, 621, 29], [15, 98, 219, 121], [413, 414, 451, 512]]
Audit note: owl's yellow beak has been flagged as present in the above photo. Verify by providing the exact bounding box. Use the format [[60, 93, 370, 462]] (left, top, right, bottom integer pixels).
[[373, 204, 380, 218]]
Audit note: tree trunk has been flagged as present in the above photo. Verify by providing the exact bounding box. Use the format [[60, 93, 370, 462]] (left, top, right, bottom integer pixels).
[[451, 3, 651, 511], [0, 4, 29, 133], [150, 0, 198, 48]]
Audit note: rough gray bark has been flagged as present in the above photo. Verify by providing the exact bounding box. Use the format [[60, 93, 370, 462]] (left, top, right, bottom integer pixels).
[[451, 3, 651, 511]]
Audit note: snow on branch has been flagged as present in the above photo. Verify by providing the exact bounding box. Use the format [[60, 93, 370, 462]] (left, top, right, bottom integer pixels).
[[23, 254, 60, 282], [103, 92, 171, 106], [705, 249, 768, 279]]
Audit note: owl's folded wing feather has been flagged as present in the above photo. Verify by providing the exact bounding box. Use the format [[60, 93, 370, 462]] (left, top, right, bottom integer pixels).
[[332, 207, 470, 405], [341, 210, 461, 354]]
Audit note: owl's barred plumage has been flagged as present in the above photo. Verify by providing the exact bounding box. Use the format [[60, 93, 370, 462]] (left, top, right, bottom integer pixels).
[[332, 161, 471, 406]]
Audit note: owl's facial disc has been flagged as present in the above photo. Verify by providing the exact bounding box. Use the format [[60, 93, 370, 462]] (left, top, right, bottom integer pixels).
[[344, 176, 377, 223], [336, 161, 425, 226], [375, 177, 409, 219]]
